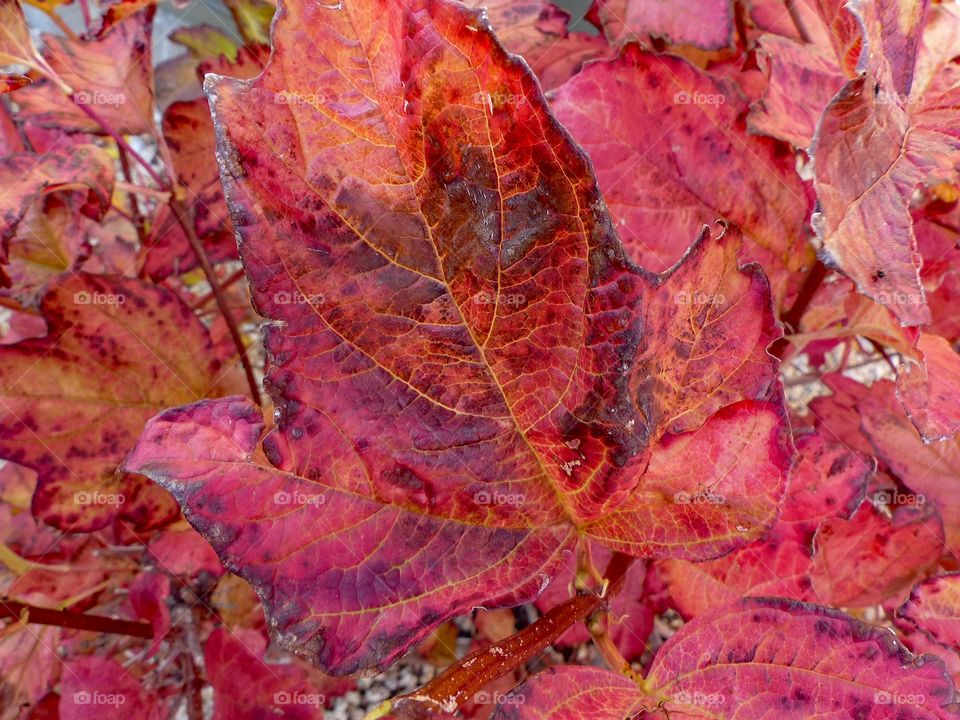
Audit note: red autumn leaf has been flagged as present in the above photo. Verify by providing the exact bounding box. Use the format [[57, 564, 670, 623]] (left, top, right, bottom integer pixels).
[[592, 0, 734, 51], [917, 208, 960, 343], [810, 0, 960, 326], [549, 45, 809, 274], [0, 273, 229, 531], [811, 500, 944, 607], [462, 0, 609, 90], [582, 400, 790, 558], [127, 571, 171, 657], [59, 656, 165, 720], [205, 628, 333, 719], [791, 275, 920, 358], [660, 431, 871, 617], [494, 599, 960, 719], [897, 333, 960, 442], [490, 665, 647, 719], [147, 528, 224, 580], [628, 226, 782, 436], [0, 625, 61, 710], [748, 34, 848, 149], [809, 372, 877, 457], [2, 199, 98, 306], [125, 0, 791, 675], [899, 573, 960, 652], [858, 378, 960, 553], [14, 9, 156, 135], [0, 145, 114, 287], [1, 73, 29, 94]]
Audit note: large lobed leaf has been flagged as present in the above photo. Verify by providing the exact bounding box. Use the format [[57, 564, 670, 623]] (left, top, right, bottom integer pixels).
[[492, 598, 960, 719], [126, 0, 791, 675]]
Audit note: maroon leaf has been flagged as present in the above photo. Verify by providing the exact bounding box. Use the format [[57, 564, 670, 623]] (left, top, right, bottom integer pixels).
[[748, 34, 848, 149], [810, 0, 960, 326], [126, 0, 791, 675], [126, 395, 576, 674], [628, 226, 782, 436]]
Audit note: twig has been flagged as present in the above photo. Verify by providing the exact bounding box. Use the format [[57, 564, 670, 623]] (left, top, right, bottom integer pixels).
[[0, 598, 153, 639], [171, 199, 262, 406], [190, 268, 247, 309], [46, 11, 81, 43], [772, 260, 828, 360], [117, 149, 149, 248], [115, 179, 172, 202]]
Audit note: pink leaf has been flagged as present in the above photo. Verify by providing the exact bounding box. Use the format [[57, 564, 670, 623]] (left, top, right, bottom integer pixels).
[[897, 333, 960, 442]]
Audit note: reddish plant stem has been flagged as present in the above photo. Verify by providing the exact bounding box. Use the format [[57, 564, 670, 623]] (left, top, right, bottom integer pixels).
[[78, 0, 92, 30], [0, 598, 153, 639], [68, 97, 168, 189], [394, 552, 635, 714], [118, 147, 149, 248], [867, 338, 898, 372], [772, 259, 828, 359], [171, 200, 262, 406], [190, 268, 247, 310]]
